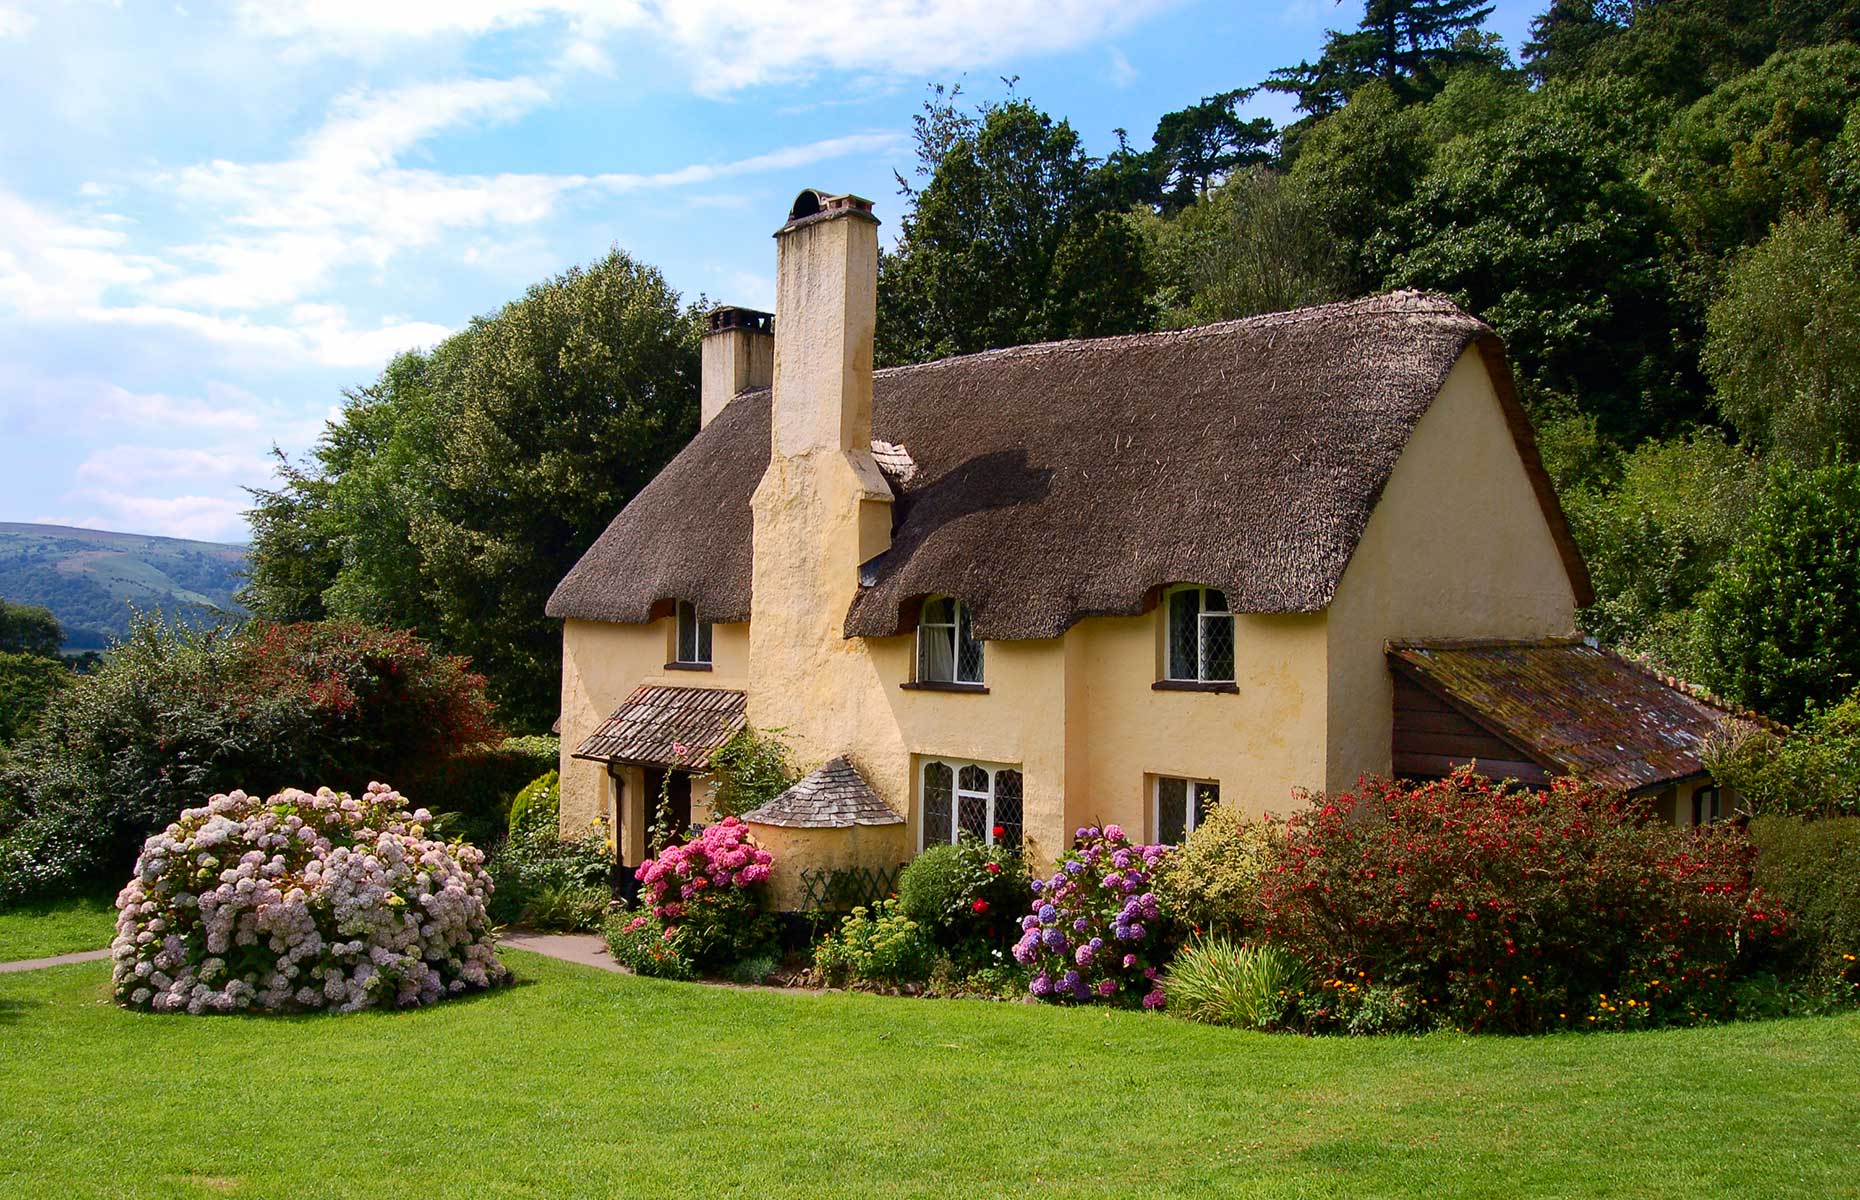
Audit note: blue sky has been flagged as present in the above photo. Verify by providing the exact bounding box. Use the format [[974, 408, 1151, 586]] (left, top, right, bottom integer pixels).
[[0, 0, 1543, 544]]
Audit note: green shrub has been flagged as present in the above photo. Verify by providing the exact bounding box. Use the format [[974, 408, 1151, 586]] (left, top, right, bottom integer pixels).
[[604, 909, 694, 980], [895, 838, 1029, 970], [1151, 805, 1278, 938], [0, 651, 70, 746], [706, 727, 798, 818], [1164, 938, 1311, 1030], [487, 774, 611, 931], [1749, 815, 1860, 978], [0, 617, 501, 906], [1709, 690, 1860, 818], [508, 770, 560, 835], [730, 952, 781, 985], [427, 735, 560, 845], [812, 900, 936, 987]]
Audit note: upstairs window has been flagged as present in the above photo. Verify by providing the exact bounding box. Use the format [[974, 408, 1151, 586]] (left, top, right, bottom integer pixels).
[[921, 759, 1022, 852], [1155, 776, 1219, 845], [675, 600, 712, 666], [1166, 586, 1234, 683], [917, 596, 984, 685]]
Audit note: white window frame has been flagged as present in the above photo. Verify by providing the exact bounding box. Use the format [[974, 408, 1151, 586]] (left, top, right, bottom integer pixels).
[[916, 595, 984, 685], [919, 757, 1021, 851], [1154, 775, 1220, 845], [1164, 585, 1234, 683], [674, 600, 712, 666]]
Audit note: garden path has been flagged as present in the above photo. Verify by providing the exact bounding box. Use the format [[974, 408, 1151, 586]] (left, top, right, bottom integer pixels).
[[0, 948, 111, 974], [499, 932, 625, 973]]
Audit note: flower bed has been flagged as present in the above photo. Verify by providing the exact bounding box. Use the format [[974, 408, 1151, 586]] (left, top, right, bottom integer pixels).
[[1013, 825, 1171, 1007], [111, 783, 507, 1014], [627, 816, 777, 973]]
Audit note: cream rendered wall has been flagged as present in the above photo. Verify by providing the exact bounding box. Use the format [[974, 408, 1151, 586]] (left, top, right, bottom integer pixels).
[[1324, 349, 1580, 792], [557, 616, 749, 863], [1070, 612, 1331, 840]]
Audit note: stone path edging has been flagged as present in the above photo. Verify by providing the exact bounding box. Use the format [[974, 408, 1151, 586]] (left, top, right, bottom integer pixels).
[[0, 948, 112, 974]]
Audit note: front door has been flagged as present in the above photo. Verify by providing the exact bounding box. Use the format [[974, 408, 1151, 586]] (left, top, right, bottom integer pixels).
[[641, 767, 693, 855]]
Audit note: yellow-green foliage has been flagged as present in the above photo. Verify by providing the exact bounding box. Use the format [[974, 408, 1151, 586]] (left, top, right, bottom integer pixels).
[[812, 900, 935, 987], [1152, 805, 1278, 938], [1164, 938, 1311, 1030], [508, 770, 561, 836]]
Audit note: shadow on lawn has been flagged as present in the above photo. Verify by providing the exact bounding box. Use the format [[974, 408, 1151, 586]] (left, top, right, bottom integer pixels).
[[0, 994, 39, 1026]]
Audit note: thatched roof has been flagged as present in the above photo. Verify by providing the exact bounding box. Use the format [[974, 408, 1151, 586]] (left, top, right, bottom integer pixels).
[[570, 685, 746, 770], [547, 292, 1591, 638], [741, 756, 902, 829], [1388, 639, 1750, 791]]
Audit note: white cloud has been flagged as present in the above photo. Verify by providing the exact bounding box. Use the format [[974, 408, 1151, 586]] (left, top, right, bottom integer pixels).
[[42, 491, 255, 542], [0, 5, 33, 37], [1107, 47, 1137, 88], [236, 0, 1178, 93]]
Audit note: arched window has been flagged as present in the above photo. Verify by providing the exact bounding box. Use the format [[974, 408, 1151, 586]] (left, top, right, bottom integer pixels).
[[920, 759, 1021, 852], [1165, 586, 1234, 683], [917, 595, 984, 684]]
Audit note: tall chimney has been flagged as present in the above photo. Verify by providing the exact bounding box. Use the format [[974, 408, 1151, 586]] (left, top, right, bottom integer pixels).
[[771, 190, 881, 459], [747, 189, 892, 763], [700, 306, 773, 428]]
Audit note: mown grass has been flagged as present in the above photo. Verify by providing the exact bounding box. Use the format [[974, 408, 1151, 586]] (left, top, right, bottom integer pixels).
[[1, 950, 1856, 1199], [0, 892, 116, 962]]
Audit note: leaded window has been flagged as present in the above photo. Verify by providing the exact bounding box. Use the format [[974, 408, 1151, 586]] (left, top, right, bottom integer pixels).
[[675, 600, 712, 665], [1156, 776, 1219, 845], [917, 596, 984, 684], [1166, 586, 1234, 682], [920, 759, 1021, 852]]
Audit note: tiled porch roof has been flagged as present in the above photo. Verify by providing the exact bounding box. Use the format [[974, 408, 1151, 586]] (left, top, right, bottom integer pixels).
[[571, 685, 746, 771], [742, 756, 903, 829]]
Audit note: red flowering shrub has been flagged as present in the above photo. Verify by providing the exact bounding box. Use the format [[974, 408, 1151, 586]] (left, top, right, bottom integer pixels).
[[1258, 770, 1782, 1033]]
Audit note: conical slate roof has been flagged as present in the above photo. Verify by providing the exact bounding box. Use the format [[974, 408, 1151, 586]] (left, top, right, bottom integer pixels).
[[742, 756, 903, 829]]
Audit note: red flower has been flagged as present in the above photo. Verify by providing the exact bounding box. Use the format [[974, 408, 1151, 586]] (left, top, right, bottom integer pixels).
[[984, 862, 1001, 875], [971, 899, 990, 914], [992, 825, 1006, 838]]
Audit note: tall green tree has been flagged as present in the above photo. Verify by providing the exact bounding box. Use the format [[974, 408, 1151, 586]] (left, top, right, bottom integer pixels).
[[1149, 89, 1277, 212], [1136, 167, 1348, 326], [1705, 209, 1860, 464], [1695, 461, 1860, 721], [1377, 79, 1691, 436], [877, 87, 1153, 366], [0, 601, 62, 658], [243, 250, 700, 729], [1265, 0, 1504, 116]]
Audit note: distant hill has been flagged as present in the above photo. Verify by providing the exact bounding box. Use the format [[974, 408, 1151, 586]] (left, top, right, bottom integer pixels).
[[0, 523, 248, 650]]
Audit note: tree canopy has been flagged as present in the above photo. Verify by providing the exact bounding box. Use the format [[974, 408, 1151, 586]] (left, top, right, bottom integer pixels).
[[244, 250, 700, 730]]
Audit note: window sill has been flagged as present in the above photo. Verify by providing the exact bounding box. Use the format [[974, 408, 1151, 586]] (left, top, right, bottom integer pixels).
[[900, 680, 990, 694], [663, 661, 713, 672], [1152, 679, 1237, 694]]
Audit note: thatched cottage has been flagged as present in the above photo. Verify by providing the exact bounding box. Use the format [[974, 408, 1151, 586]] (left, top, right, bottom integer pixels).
[[547, 189, 1739, 907]]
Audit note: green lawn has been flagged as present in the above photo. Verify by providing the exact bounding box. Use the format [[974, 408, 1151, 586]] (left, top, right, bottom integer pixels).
[[0, 892, 116, 962], [1, 951, 1856, 1199]]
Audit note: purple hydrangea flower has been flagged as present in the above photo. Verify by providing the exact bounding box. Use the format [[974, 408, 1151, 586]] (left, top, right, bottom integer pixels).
[[1063, 860, 1084, 876], [1038, 903, 1057, 924], [1042, 928, 1068, 952], [1074, 944, 1094, 966], [1030, 972, 1053, 996], [1072, 917, 1088, 934], [1096, 978, 1117, 998], [1104, 824, 1125, 842], [1060, 969, 1080, 991], [1021, 914, 1039, 932], [1141, 987, 1166, 1010], [1122, 953, 1137, 969], [1030, 878, 1045, 894]]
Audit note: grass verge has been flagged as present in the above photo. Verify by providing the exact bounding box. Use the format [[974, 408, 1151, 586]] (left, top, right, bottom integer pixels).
[[0, 892, 116, 963], [0, 950, 1856, 1198]]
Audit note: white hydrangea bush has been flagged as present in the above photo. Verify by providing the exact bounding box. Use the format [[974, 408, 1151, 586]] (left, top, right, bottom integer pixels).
[[111, 782, 509, 1014]]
